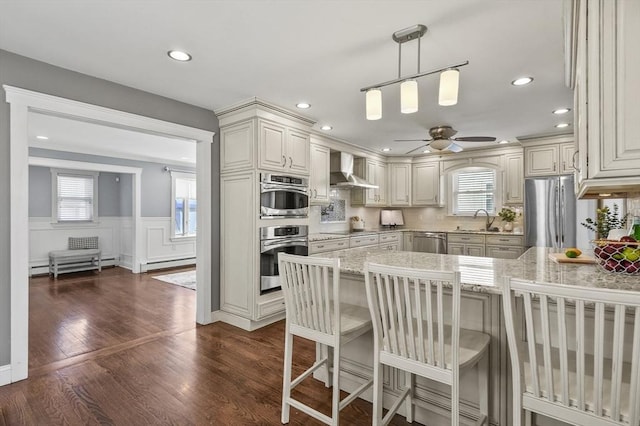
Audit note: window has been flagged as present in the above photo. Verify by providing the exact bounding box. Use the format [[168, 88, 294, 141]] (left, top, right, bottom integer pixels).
[[53, 170, 99, 222], [450, 167, 498, 215], [172, 172, 196, 238]]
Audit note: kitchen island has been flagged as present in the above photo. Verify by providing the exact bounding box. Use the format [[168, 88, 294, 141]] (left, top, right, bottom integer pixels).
[[311, 246, 640, 426]]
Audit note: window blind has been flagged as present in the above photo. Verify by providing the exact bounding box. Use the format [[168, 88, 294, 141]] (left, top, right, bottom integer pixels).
[[453, 169, 496, 214], [57, 174, 94, 221]]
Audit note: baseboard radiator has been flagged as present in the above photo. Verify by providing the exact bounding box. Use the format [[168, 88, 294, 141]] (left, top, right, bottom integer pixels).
[[29, 257, 119, 277], [141, 257, 196, 273]]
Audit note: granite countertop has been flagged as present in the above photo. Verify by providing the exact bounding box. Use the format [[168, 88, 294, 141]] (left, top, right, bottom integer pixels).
[[313, 246, 640, 294], [309, 228, 523, 242]]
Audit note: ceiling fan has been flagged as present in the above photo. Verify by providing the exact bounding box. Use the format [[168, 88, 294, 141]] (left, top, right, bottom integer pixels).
[[395, 125, 496, 154]]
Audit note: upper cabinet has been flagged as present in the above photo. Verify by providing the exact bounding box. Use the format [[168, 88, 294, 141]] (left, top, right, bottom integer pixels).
[[412, 160, 440, 206], [258, 120, 310, 174], [309, 141, 330, 205], [503, 152, 524, 204], [389, 162, 411, 206], [218, 99, 314, 176], [351, 158, 387, 206], [569, 0, 640, 197], [523, 137, 575, 177]]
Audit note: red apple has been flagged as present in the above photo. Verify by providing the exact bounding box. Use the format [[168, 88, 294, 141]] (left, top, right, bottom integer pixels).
[[624, 262, 640, 274], [620, 235, 637, 243]]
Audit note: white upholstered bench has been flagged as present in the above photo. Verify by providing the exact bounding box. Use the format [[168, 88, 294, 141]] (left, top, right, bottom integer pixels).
[[48, 237, 102, 278]]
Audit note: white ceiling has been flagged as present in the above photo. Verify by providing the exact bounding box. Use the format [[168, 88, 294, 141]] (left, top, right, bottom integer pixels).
[[0, 1, 573, 157]]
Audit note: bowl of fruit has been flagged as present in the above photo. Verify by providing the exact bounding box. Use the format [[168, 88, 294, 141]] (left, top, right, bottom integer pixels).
[[592, 236, 640, 274]]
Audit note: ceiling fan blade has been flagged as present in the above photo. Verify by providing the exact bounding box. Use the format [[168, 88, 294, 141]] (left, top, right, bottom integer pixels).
[[452, 136, 496, 142], [447, 142, 464, 153], [405, 144, 429, 155], [394, 138, 432, 142]]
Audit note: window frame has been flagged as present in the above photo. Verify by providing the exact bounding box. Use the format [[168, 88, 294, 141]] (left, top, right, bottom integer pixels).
[[170, 171, 197, 240], [447, 166, 501, 217], [51, 169, 99, 223]]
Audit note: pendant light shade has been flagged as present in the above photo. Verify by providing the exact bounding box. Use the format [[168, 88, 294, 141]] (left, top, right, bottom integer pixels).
[[400, 79, 419, 114], [366, 89, 382, 120], [439, 69, 459, 106]]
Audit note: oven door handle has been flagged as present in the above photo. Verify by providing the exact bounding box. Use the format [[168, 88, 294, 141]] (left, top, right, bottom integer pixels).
[[260, 184, 309, 195], [261, 238, 308, 252]]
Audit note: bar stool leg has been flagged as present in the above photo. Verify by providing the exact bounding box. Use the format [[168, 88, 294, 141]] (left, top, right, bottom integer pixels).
[[372, 351, 383, 426], [331, 343, 340, 425], [405, 371, 414, 423], [478, 353, 489, 424], [281, 324, 294, 424]]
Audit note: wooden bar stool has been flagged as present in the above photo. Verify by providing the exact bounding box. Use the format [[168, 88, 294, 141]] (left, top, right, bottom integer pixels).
[[503, 278, 640, 426], [279, 253, 373, 425], [364, 262, 490, 426]]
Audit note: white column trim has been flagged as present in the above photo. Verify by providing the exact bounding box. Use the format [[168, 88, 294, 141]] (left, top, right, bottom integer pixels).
[[4, 84, 215, 384]]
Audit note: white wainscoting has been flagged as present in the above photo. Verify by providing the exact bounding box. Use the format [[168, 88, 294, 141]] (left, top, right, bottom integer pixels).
[[119, 217, 134, 270], [0, 364, 11, 386], [29, 217, 124, 274], [139, 217, 196, 272]]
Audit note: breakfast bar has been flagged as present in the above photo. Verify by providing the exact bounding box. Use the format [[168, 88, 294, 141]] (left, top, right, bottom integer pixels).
[[311, 246, 640, 426]]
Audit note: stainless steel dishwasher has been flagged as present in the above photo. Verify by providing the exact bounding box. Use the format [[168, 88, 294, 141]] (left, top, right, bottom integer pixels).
[[412, 232, 447, 254]]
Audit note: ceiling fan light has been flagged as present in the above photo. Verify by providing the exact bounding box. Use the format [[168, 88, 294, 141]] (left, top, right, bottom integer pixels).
[[438, 69, 459, 106], [429, 139, 453, 150], [400, 80, 418, 114], [366, 89, 382, 120]]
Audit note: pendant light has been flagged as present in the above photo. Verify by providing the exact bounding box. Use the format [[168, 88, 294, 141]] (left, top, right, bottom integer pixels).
[[360, 24, 468, 120], [366, 89, 382, 120], [400, 79, 418, 114], [438, 69, 459, 106]]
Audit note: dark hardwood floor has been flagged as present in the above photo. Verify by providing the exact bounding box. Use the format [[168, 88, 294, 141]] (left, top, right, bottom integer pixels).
[[0, 267, 415, 425]]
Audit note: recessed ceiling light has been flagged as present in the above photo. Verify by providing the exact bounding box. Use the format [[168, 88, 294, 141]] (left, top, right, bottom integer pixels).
[[381, 148, 391, 152], [555, 123, 571, 128], [296, 102, 311, 109], [423, 149, 430, 153], [36, 135, 49, 140], [167, 50, 192, 62], [499, 140, 509, 144], [320, 125, 332, 131], [553, 108, 571, 115], [511, 77, 533, 86]]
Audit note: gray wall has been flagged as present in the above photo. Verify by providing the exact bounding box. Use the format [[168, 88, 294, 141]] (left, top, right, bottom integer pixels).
[[0, 49, 220, 366], [119, 173, 133, 217], [28, 148, 193, 217]]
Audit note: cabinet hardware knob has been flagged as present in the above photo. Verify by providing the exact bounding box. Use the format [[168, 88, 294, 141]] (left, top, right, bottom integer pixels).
[[282, 155, 286, 166], [288, 156, 293, 168]]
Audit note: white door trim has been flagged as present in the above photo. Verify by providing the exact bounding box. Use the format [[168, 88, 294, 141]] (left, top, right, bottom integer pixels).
[[4, 85, 215, 383]]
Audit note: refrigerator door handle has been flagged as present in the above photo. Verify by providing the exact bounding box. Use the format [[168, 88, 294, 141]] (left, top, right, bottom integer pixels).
[[555, 185, 561, 247]]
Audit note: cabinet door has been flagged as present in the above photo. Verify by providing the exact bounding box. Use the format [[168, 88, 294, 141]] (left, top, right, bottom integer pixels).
[[286, 129, 310, 175], [447, 243, 465, 256], [485, 245, 523, 259], [403, 233, 413, 251], [309, 143, 330, 204], [587, 0, 640, 179], [389, 163, 411, 206], [504, 152, 524, 204], [258, 120, 286, 171], [574, 1, 588, 188], [221, 120, 255, 172], [525, 145, 559, 176], [376, 162, 388, 206], [365, 160, 378, 204], [560, 142, 576, 175], [466, 244, 485, 257], [412, 162, 440, 205]]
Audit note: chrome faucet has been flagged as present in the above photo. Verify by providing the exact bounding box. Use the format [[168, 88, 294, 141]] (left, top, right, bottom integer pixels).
[[473, 209, 496, 231]]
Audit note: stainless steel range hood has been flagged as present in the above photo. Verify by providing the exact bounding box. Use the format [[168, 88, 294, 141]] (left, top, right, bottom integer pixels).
[[329, 152, 378, 189]]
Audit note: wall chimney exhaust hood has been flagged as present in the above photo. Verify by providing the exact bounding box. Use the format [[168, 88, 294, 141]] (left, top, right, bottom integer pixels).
[[329, 152, 378, 189]]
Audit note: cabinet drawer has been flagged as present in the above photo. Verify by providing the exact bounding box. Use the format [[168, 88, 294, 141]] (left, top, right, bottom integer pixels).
[[309, 238, 349, 254], [350, 234, 379, 247], [485, 245, 524, 259], [256, 296, 285, 319], [379, 232, 401, 243], [447, 233, 485, 244], [485, 235, 524, 246]]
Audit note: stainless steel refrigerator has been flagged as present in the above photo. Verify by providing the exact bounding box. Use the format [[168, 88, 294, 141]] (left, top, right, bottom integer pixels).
[[524, 175, 576, 248]]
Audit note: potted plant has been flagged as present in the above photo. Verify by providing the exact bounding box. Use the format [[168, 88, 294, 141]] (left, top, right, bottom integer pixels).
[[498, 207, 517, 232], [581, 204, 629, 239]]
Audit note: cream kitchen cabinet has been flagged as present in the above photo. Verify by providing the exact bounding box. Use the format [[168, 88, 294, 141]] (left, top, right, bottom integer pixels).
[[258, 119, 310, 175], [412, 161, 440, 206], [569, 0, 640, 196], [388, 163, 411, 206], [309, 142, 330, 204], [351, 158, 387, 206], [485, 234, 524, 259], [447, 233, 485, 257], [503, 152, 524, 204], [309, 237, 349, 254], [524, 139, 574, 177], [378, 232, 402, 251], [220, 119, 255, 173]]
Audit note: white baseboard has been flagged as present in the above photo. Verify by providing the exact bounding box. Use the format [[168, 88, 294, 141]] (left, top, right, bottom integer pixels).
[[0, 364, 11, 386], [213, 310, 285, 331], [140, 257, 196, 273]]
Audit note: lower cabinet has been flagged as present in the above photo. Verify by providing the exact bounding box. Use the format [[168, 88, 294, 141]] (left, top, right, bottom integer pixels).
[[447, 233, 486, 257], [485, 234, 525, 259], [309, 238, 349, 254]]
